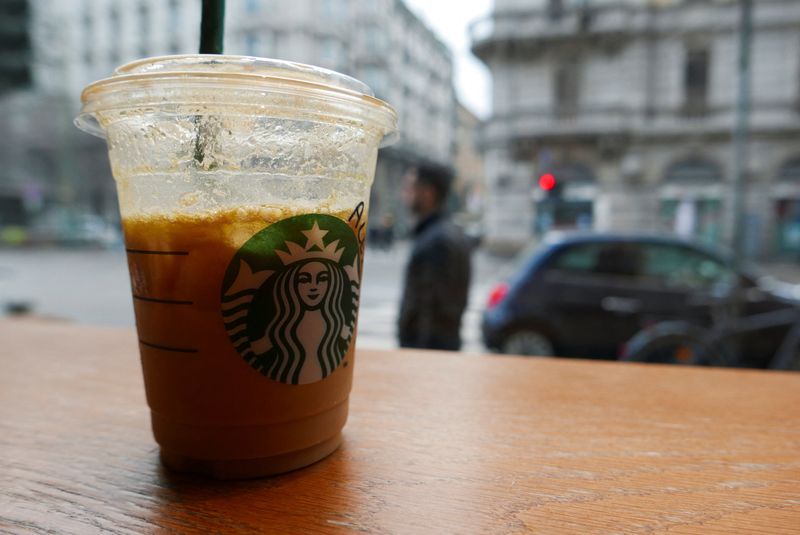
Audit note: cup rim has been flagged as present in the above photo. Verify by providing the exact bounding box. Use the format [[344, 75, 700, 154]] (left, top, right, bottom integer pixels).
[[113, 55, 373, 94], [77, 55, 398, 145]]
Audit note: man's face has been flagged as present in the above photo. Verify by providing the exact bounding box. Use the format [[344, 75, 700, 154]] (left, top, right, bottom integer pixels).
[[402, 169, 435, 217]]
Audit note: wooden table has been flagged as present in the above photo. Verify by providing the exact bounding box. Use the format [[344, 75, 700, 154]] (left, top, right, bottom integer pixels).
[[2, 319, 799, 534]]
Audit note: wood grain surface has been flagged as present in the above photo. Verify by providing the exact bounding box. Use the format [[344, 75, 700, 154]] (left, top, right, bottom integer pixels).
[[1, 319, 799, 534]]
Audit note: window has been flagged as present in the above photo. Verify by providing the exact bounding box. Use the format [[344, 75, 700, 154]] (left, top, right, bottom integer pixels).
[[243, 32, 277, 58], [319, 38, 342, 68], [549, 243, 602, 274], [660, 199, 722, 245], [167, 0, 181, 52], [109, 5, 121, 64], [261, 32, 277, 58], [361, 66, 388, 98], [640, 244, 735, 291], [168, 0, 180, 29], [684, 47, 709, 114], [798, 46, 800, 110], [775, 199, 800, 254], [548, 243, 643, 280], [365, 27, 387, 55], [245, 32, 260, 56], [779, 157, 800, 182], [82, 10, 93, 65], [138, 2, 150, 57], [547, 242, 735, 290], [547, 0, 564, 20], [554, 62, 579, 117], [322, 0, 343, 20], [664, 157, 721, 184]]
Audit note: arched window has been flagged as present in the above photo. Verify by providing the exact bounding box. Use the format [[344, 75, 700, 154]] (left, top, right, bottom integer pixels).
[[554, 162, 594, 184], [778, 157, 800, 181], [664, 157, 721, 184], [661, 157, 723, 245]]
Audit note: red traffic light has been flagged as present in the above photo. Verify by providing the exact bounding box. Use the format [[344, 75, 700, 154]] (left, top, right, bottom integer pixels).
[[538, 173, 556, 191]]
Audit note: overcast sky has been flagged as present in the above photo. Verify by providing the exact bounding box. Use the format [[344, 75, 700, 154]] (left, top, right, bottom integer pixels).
[[403, 0, 493, 118]]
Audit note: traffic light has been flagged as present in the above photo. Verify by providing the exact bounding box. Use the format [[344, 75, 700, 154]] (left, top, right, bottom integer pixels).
[[538, 173, 562, 199], [538, 173, 556, 191]]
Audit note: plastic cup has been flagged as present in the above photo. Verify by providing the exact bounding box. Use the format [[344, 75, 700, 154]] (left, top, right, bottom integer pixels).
[[76, 55, 397, 478]]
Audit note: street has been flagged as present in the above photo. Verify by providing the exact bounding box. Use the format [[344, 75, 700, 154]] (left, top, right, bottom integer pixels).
[[0, 243, 509, 353], [3, 243, 798, 354]]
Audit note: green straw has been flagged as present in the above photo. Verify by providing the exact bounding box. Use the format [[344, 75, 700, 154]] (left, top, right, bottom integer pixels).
[[199, 0, 226, 54], [195, 0, 225, 164]]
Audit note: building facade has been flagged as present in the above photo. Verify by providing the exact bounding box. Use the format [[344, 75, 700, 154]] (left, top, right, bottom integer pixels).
[[226, 0, 458, 231], [10, 0, 458, 234], [471, 0, 800, 257], [30, 0, 201, 98], [0, 0, 204, 226], [454, 103, 486, 215]]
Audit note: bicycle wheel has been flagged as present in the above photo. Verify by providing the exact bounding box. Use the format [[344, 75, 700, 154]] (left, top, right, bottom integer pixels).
[[622, 322, 733, 366]]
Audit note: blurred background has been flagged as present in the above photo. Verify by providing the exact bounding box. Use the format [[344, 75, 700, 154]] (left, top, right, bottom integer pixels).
[[1, 0, 799, 360]]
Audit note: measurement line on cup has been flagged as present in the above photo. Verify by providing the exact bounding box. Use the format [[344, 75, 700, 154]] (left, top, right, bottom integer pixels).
[[138, 340, 198, 354], [125, 248, 189, 256], [132, 295, 194, 305]]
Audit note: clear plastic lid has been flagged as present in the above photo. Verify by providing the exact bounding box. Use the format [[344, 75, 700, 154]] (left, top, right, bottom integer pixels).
[[113, 55, 374, 96], [76, 55, 398, 146]]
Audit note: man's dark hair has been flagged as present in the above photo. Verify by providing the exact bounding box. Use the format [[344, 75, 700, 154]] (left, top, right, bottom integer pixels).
[[415, 162, 454, 205]]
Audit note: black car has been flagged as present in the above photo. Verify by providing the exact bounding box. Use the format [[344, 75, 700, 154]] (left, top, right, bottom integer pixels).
[[482, 233, 797, 366]]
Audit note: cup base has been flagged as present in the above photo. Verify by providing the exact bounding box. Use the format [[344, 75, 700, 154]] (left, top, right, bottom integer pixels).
[[159, 431, 343, 479]]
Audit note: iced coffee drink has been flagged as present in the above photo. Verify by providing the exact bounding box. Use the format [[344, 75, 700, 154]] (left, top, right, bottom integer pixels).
[[76, 56, 396, 478]]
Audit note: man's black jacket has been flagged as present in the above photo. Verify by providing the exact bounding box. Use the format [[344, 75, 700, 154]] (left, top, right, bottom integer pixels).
[[398, 213, 471, 350]]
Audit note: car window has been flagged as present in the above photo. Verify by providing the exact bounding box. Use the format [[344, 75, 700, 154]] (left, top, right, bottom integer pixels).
[[593, 244, 643, 277], [639, 244, 736, 290], [545, 241, 737, 291], [546, 243, 643, 279], [550, 243, 601, 273]]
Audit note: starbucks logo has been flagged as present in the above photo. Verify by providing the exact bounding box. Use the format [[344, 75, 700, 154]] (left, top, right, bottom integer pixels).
[[221, 214, 361, 385]]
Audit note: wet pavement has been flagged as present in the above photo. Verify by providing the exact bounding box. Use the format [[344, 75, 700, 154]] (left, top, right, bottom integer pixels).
[[2, 244, 797, 353], [0, 243, 509, 353]]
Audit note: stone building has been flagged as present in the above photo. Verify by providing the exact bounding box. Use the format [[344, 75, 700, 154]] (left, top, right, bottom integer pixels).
[[454, 103, 486, 216], [30, 0, 201, 97], [226, 0, 458, 230], [14, 0, 458, 234], [0, 0, 204, 227], [471, 0, 800, 257]]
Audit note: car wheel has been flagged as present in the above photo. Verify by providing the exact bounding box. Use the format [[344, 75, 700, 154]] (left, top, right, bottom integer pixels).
[[501, 330, 555, 357]]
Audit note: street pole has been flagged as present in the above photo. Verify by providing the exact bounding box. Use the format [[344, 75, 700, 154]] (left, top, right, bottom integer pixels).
[[730, 0, 753, 260]]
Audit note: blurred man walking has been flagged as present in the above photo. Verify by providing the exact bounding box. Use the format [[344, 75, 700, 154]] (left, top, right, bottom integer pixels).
[[398, 163, 471, 351]]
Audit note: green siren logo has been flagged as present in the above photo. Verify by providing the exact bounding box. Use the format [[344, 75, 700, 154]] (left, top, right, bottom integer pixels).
[[221, 214, 360, 385]]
